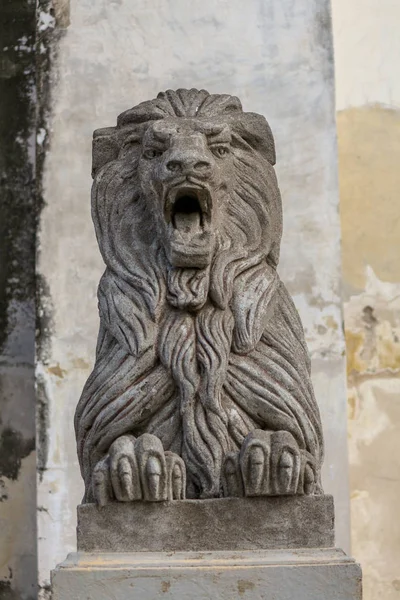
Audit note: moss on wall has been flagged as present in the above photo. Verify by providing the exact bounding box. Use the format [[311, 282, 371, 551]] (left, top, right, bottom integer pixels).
[[0, 1, 37, 598], [0, 0, 36, 351]]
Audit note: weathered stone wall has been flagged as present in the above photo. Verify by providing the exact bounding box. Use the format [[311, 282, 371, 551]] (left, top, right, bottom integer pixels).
[[332, 1, 400, 598], [0, 1, 37, 599], [36, 0, 349, 594]]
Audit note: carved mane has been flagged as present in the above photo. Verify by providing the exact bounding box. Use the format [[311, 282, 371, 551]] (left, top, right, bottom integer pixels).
[[75, 89, 324, 500]]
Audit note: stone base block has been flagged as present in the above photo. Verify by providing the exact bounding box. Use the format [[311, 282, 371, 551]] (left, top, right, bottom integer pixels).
[[77, 495, 334, 552], [52, 548, 362, 599]]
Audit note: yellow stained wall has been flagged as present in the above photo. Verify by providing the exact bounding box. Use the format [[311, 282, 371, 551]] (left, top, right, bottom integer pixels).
[[337, 105, 400, 599]]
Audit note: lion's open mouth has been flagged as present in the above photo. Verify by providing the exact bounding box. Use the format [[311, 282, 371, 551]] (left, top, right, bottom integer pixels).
[[166, 186, 211, 234], [164, 185, 214, 269]]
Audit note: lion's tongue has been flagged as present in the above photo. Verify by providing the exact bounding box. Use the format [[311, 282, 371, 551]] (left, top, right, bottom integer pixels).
[[173, 210, 202, 235]]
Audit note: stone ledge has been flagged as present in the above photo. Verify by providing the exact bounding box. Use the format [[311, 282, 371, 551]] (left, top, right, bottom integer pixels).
[[77, 495, 334, 552], [52, 548, 362, 600]]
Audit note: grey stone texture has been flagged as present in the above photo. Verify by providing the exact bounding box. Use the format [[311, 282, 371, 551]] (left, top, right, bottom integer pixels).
[[52, 549, 362, 600], [75, 89, 324, 508], [77, 495, 335, 552]]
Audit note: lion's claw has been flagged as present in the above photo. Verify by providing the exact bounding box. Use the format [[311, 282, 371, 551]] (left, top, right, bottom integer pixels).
[[92, 433, 186, 505], [222, 429, 318, 498]]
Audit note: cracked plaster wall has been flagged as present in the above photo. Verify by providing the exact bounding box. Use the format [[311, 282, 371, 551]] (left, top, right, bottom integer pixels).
[[332, 1, 400, 598], [37, 0, 349, 594]]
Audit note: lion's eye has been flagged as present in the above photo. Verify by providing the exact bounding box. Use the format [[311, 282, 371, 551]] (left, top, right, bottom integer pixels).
[[143, 149, 163, 159], [211, 145, 230, 158]]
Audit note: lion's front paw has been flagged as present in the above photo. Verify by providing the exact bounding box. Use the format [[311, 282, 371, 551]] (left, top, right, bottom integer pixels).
[[92, 433, 186, 506], [222, 429, 318, 498]]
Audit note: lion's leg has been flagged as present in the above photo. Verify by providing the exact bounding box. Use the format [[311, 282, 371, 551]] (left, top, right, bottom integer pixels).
[[221, 429, 318, 498], [92, 433, 186, 506]]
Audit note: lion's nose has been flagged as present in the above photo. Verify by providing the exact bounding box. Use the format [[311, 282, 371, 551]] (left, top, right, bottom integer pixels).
[[165, 158, 213, 177]]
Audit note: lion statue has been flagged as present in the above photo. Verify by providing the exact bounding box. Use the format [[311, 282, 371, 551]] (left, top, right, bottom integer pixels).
[[75, 88, 324, 505]]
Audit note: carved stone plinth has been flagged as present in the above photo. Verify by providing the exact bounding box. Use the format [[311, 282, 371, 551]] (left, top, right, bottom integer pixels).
[[52, 548, 362, 600], [77, 496, 334, 553]]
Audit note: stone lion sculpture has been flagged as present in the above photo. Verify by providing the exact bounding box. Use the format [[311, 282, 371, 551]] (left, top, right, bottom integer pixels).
[[75, 88, 324, 505]]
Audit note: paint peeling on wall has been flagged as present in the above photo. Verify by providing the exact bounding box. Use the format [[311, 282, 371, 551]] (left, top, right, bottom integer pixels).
[[344, 268, 400, 600], [345, 287, 400, 598], [338, 105, 400, 600]]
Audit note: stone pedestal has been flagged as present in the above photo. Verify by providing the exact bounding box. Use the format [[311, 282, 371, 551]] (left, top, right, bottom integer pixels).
[[52, 548, 362, 600], [51, 497, 362, 598], [77, 496, 335, 552]]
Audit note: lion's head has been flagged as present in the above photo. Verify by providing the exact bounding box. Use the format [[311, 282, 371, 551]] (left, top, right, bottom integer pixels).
[[76, 90, 323, 501], [139, 115, 238, 271], [91, 89, 282, 313]]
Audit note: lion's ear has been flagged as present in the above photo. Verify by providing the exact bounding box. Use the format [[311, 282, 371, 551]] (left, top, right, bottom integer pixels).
[[233, 113, 276, 166], [92, 127, 120, 178]]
